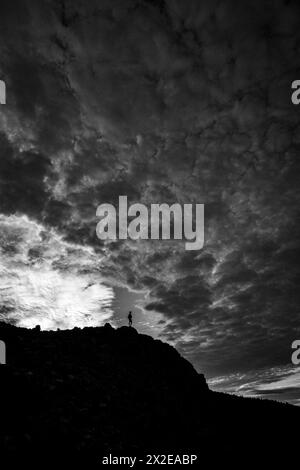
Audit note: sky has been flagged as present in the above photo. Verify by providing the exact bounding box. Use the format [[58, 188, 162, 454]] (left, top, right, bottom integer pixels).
[[0, 0, 300, 404]]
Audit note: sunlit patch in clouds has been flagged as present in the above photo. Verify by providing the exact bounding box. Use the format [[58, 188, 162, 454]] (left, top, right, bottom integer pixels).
[[0, 214, 114, 329]]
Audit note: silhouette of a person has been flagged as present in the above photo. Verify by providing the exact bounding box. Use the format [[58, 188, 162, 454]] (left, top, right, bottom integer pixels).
[[128, 311, 133, 327]]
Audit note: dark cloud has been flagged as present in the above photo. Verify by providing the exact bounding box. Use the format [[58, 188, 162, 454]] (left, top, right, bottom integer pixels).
[[0, 132, 51, 216], [0, 0, 300, 400]]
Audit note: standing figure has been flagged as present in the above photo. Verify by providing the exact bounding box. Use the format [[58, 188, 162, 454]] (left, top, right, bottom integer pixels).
[[128, 311, 133, 327]]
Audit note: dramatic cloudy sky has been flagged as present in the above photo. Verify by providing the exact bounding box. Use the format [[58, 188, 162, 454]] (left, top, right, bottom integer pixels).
[[0, 0, 300, 403]]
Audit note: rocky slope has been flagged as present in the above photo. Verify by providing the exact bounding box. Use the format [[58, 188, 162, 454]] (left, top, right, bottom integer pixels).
[[0, 321, 298, 465]]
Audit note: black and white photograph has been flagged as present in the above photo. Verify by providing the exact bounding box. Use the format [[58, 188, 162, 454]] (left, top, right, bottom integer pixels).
[[0, 0, 300, 466]]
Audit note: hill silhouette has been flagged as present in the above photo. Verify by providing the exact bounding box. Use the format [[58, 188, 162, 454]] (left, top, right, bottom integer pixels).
[[0, 321, 298, 466]]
